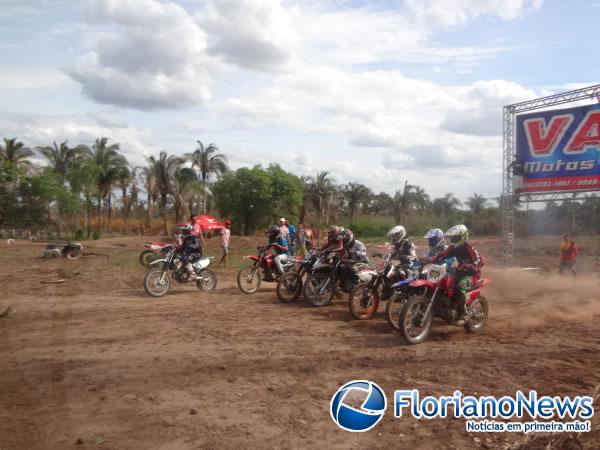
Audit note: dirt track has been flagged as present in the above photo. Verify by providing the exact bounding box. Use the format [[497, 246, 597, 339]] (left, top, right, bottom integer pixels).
[[1, 237, 599, 449]]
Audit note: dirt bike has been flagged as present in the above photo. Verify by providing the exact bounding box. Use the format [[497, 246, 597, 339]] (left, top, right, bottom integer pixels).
[[236, 246, 296, 295], [398, 258, 491, 344], [143, 244, 217, 297], [348, 252, 423, 321], [139, 233, 182, 267], [276, 249, 321, 303], [303, 252, 362, 307]]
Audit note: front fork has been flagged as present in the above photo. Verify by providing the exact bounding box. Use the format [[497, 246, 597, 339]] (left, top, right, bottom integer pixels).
[[418, 287, 438, 327]]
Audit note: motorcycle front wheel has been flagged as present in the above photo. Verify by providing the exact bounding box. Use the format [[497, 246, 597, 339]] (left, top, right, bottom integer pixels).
[[144, 270, 170, 297], [304, 272, 334, 307], [348, 281, 379, 320], [465, 296, 489, 333], [276, 271, 302, 303], [237, 266, 261, 295], [386, 293, 408, 331], [196, 269, 218, 291], [399, 295, 432, 345]]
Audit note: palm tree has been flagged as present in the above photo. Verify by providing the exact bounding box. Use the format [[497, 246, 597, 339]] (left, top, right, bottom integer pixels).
[[0, 138, 33, 169], [466, 193, 489, 215], [171, 167, 198, 223], [147, 151, 184, 234], [89, 138, 128, 229], [412, 186, 431, 213], [343, 182, 371, 221], [37, 140, 88, 180], [185, 141, 228, 214], [392, 180, 415, 224], [140, 166, 156, 225], [433, 193, 461, 217], [306, 171, 335, 233]]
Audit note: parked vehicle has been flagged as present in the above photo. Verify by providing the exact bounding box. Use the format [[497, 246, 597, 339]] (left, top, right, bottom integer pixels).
[[398, 258, 491, 344], [236, 246, 295, 295], [43, 242, 83, 259], [143, 244, 217, 297], [276, 249, 320, 303], [140, 239, 174, 267]]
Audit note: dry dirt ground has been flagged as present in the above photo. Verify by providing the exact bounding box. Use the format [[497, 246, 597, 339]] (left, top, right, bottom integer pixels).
[[1, 235, 600, 450]]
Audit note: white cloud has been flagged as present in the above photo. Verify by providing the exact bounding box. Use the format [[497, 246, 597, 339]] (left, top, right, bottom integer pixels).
[[70, 0, 215, 110], [196, 0, 300, 71], [0, 67, 73, 91]]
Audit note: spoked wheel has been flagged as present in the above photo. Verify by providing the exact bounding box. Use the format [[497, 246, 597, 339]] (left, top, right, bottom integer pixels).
[[303, 272, 334, 307], [348, 281, 379, 320], [276, 272, 303, 303], [465, 296, 489, 333], [196, 269, 218, 291], [237, 266, 261, 295], [140, 250, 161, 267], [385, 292, 408, 331], [399, 295, 432, 345], [143, 270, 170, 297]]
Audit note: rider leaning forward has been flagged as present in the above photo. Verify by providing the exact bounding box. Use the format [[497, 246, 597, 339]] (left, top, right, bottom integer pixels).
[[430, 224, 484, 321]]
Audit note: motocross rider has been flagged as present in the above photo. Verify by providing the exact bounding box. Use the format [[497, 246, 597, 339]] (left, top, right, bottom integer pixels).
[[431, 224, 484, 321], [266, 225, 289, 275], [180, 224, 202, 280], [423, 228, 448, 259]]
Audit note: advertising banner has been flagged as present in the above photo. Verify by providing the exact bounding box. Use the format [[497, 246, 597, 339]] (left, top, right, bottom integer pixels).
[[515, 103, 600, 193]]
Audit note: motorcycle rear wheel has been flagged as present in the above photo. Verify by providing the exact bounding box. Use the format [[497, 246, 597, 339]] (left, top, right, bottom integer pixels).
[[276, 271, 302, 303], [304, 272, 334, 307], [464, 296, 489, 333], [399, 295, 432, 345], [196, 268, 218, 291], [237, 266, 261, 295], [348, 281, 379, 320], [144, 270, 170, 297]]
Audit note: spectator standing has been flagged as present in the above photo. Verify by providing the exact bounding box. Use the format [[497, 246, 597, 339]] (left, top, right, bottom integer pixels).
[[559, 233, 578, 277], [189, 214, 206, 249], [218, 220, 232, 267], [278, 218, 290, 249], [305, 224, 314, 250], [297, 223, 307, 256], [286, 219, 296, 256]]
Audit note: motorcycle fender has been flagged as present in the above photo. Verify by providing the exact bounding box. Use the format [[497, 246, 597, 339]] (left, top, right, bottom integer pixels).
[[245, 255, 260, 261], [195, 258, 210, 269], [358, 270, 377, 283], [467, 289, 481, 305], [409, 280, 436, 289], [150, 258, 168, 266]]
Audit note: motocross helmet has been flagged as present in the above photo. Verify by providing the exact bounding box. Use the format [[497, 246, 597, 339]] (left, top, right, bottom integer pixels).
[[424, 228, 444, 248], [445, 224, 469, 246], [326, 225, 340, 241], [266, 225, 280, 239], [340, 228, 355, 248], [179, 224, 193, 235], [387, 225, 407, 245]]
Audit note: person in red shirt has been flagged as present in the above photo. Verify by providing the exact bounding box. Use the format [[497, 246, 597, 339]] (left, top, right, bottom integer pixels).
[[559, 233, 578, 277]]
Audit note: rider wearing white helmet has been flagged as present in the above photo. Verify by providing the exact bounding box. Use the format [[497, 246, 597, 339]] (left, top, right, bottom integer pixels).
[[179, 223, 201, 279], [387, 225, 416, 265], [431, 224, 484, 321]]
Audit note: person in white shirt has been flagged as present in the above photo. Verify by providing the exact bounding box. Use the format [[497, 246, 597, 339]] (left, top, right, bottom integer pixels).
[[218, 220, 232, 267]]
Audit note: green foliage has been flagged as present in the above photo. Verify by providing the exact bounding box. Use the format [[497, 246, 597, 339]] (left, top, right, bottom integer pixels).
[[92, 230, 101, 240], [213, 164, 303, 235]]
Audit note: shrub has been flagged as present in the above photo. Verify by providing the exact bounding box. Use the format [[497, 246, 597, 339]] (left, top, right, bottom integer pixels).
[[92, 230, 101, 240]]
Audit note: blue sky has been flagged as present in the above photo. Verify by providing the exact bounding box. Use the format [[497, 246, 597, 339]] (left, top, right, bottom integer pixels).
[[1, 0, 598, 201]]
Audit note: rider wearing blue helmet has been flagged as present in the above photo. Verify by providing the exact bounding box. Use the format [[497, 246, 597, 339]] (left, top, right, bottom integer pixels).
[[423, 228, 447, 259]]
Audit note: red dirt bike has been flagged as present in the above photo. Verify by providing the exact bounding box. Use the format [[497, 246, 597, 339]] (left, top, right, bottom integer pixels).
[[139, 234, 182, 267], [399, 257, 491, 344], [236, 246, 296, 294]]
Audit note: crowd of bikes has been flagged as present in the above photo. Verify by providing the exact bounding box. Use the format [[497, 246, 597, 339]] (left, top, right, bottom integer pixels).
[[140, 222, 491, 345]]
